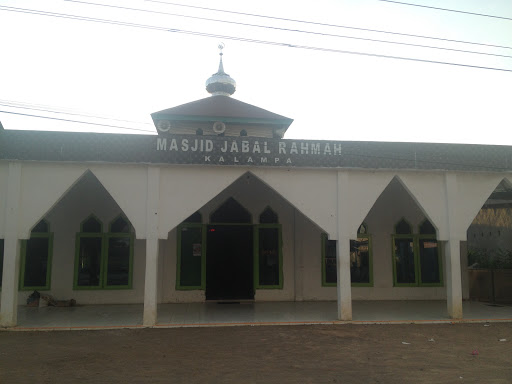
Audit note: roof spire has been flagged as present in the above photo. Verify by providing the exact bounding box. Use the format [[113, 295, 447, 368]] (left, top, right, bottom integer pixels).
[[206, 43, 236, 97], [218, 44, 225, 73]]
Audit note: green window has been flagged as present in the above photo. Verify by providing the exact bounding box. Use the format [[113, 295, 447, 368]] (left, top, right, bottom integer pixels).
[[254, 207, 282, 289], [0, 239, 4, 287], [321, 234, 337, 286], [20, 220, 53, 290], [176, 212, 205, 290], [392, 219, 442, 287], [350, 224, 372, 287], [74, 215, 134, 290], [322, 223, 373, 287]]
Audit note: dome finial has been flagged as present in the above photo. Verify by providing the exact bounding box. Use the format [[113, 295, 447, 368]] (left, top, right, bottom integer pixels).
[[206, 43, 236, 97], [218, 43, 225, 73]]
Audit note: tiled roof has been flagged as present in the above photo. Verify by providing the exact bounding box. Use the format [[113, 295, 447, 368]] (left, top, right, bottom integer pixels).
[[1, 128, 511, 172], [151, 96, 293, 126]]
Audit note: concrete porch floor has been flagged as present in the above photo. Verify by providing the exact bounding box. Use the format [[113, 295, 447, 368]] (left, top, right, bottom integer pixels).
[[8, 300, 512, 330]]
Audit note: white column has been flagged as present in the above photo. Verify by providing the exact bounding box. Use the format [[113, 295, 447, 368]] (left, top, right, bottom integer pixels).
[[143, 166, 160, 327], [336, 235, 352, 320], [143, 238, 159, 326], [443, 173, 463, 319], [445, 238, 463, 319], [336, 171, 352, 321], [0, 162, 22, 327]]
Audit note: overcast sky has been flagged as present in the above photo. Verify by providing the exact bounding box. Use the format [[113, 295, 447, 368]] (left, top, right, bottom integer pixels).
[[1, 0, 511, 144]]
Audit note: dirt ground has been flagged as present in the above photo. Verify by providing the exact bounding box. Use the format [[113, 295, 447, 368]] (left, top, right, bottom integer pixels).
[[0, 323, 511, 384]]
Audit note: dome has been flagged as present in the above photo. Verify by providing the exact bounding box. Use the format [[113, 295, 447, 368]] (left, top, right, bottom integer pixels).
[[205, 45, 236, 97]]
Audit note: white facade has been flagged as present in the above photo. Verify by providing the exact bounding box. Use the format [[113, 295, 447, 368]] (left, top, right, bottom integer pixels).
[[1, 158, 510, 327]]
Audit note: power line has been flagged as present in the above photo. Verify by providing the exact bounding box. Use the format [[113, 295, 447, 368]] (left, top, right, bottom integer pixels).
[[0, 110, 155, 133], [0, 100, 151, 125], [0, 5, 169, 31], [64, 0, 512, 60], [145, 0, 512, 50], [378, 0, 512, 21], [1, 6, 511, 73]]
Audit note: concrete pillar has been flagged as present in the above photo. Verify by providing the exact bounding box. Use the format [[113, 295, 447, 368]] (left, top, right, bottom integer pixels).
[[445, 238, 463, 319], [143, 238, 159, 326], [143, 166, 160, 327], [460, 241, 470, 300], [336, 171, 352, 321], [336, 235, 352, 320], [293, 210, 304, 301], [443, 173, 464, 319], [0, 162, 22, 327]]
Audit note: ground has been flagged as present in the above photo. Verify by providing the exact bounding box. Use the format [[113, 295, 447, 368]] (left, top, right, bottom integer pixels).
[[1, 323, 511, 383]]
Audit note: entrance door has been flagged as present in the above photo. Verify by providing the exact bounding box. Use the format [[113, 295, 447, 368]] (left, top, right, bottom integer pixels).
[[206, 225, 254, 300]]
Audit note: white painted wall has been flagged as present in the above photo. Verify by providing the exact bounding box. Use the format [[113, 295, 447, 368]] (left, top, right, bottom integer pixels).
[[2, 159, 511, 307]]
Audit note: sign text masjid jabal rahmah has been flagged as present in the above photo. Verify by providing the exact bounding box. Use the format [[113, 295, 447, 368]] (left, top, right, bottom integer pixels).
[[155, 135, 346, 166]]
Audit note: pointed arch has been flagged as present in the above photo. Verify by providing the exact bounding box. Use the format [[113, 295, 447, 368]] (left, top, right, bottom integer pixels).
[[158, 167, 246, 237], [395, 218, 413, 234], [17, 163, 89, 238], [358, 222, 368, 235], [419, 219, 436, 235], [89, 166, 149, 237], [259, 206, 279, 224], [31, 219, 50, 233], [81, 214, 103, 233], [182, 211, 202, 224], [109, 214, 133, 233], [210, 197, 251, 224]]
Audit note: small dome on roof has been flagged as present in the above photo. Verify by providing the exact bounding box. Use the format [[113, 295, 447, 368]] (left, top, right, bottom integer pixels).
[[206, 44, 236, 97]]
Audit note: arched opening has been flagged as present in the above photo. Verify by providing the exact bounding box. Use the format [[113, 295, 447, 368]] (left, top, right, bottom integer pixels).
[[24, 170, 139, 305], [259, 206, 278, 224], [466, 179, 512, 303], [210, 197, 251, 224]]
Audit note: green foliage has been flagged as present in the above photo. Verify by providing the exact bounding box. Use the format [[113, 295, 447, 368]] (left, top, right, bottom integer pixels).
[[468, 248, 512, 269]]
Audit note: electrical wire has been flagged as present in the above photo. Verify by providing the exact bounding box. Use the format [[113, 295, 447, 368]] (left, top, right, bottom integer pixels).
[[145, 0, 512, 50], [0, 100, 151, 125], [63, 0, 512, 60], [0, 110, 155, 133], [378, 0, 512, 21], [1, 6, 511, 73]]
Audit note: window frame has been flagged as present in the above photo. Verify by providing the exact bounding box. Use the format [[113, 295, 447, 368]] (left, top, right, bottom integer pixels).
[[350, 234, 373, 287], [417, 232, 443, 287], [321, 233, 337, 287], [391, 219, 443, 287], [19, 221, 53, 291], [74, 215, 134, 290], [253, 223, 283, 289], [0, 239, 4, 288], [321, 229, 374, 287], [176, 223, 206, 291]]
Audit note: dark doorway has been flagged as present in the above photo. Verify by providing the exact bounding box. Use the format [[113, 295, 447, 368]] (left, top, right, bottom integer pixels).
[[206, 225, 254, 300]]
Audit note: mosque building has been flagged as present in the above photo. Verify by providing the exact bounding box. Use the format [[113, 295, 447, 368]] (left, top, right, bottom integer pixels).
[[1, 47, 511, 327]]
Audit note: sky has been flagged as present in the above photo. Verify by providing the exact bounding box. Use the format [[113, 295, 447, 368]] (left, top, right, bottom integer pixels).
[[0, 0, 511, 144]]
